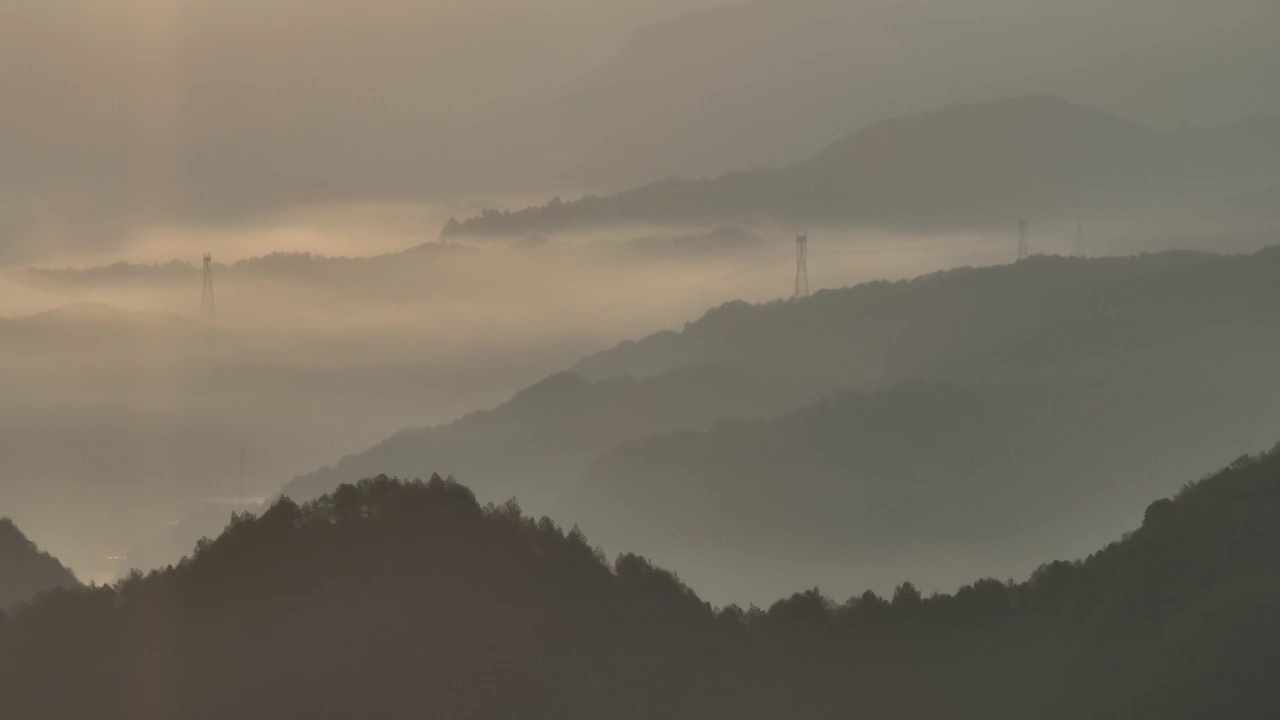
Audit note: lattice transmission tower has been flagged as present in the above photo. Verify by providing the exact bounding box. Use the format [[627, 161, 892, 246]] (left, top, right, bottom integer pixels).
[[200, 253, 216, 347], [794, 232, 810, 299], [1017, 219, 1029, 261]]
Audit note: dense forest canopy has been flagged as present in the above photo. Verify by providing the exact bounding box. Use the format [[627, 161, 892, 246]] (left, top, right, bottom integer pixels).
[[4, 443, 1278, 718]]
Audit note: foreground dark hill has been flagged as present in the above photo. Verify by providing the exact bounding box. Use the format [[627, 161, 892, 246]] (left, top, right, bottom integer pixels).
[[446, 97, 1280, 237], [4, 447, 1280, 719], [0, 519, 78, 609]]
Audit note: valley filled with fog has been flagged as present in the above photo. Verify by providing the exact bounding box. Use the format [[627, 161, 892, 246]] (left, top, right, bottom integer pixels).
[[2, 0, 1280, 610], [4, 201, 1277, 592], [7, 2, 1280, 715], [0, 210, 1007, 582]]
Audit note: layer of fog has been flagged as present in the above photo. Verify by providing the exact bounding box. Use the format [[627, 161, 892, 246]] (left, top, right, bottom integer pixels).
[[5, 196, 1277, 585]]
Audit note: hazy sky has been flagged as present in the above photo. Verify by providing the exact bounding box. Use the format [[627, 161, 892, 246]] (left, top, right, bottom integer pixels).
[[0, 0, 722, 262], [4, 0, 1277, 264]]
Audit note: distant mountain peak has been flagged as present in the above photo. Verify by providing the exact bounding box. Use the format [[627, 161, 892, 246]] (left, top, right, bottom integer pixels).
[[446, 95, 1277, 237]]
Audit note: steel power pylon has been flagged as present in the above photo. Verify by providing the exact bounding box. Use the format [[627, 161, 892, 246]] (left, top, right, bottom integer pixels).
[[1017, 219, 1029, 261], [794, 232, 810, 299], [200, 253, 216, 347]]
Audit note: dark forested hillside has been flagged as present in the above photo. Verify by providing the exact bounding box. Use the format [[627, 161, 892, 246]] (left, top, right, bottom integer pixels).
[[0, 519, 78, 609], [3, 447, 1279, 719], [444, 97, 1280, 237]]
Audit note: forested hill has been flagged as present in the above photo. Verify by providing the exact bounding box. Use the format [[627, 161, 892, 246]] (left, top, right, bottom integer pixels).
[[443, 96, 1280, 237], [566, 378, 1280, 599], [280, 364, 822, 509], [129, 246, 1280, 596], [0, 519, 78, 609], [243, 246, 1280, 600], [117, 364, 820, 574], [574, 246, 1280, 385], [3, 446, 1279, 719]]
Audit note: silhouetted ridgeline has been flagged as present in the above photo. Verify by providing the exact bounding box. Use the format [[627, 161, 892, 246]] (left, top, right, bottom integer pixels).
[[282, 364, 824, 508], [575, 247, 1280, 384], [3, 447, 1279, 719], [28, 243, 474, 296], [566, 377, 1280, 597], [592, 225, 765, 259], [0, 519, 78, 609], [158, 247, 1280, 601], [290, 247, 1280, 515], [443, 97, 1280, 237], [503, 0, 1280, 191]]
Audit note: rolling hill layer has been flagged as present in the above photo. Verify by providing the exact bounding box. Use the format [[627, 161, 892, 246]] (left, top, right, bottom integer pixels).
[[3, 445, 1279, 718]]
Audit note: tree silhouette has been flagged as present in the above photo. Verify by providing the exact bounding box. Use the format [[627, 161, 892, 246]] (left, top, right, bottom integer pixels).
[[1, 445, 1278, 718], [0, 519, 78, 609]]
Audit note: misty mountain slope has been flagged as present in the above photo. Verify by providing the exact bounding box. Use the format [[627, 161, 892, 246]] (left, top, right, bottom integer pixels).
[[552, 248, 1280, 599], [0, 519, 78, 609], [4, 450, 1280, 719], [575, 247, 1280, 386], [514, 0, 1280, 188], [282, 364, 825, 511], [2, 302, 190, 338], [1, 0, 733, 259], [0, 303, 203, 367], [566, 375, 1280, 600], [9, 0, 1280, 256], [254, 246, 1280, 600], [1231, 183, 1280, 216], [447, 96, 1280, 236], [26, 243, 478, 304], [125, 360, 823, 574]]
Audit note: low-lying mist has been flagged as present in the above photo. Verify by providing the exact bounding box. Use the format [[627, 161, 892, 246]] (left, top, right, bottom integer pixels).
[[2, 199, 1276, 586]]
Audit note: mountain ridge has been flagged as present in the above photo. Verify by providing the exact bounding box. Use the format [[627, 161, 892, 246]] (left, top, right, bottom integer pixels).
[[3, 442, 1280, 717], [503, 0, 1280, 190], [446, 96, 1280, 237], [0, 518, 79, 609], [126, 246, 1280, 600]]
